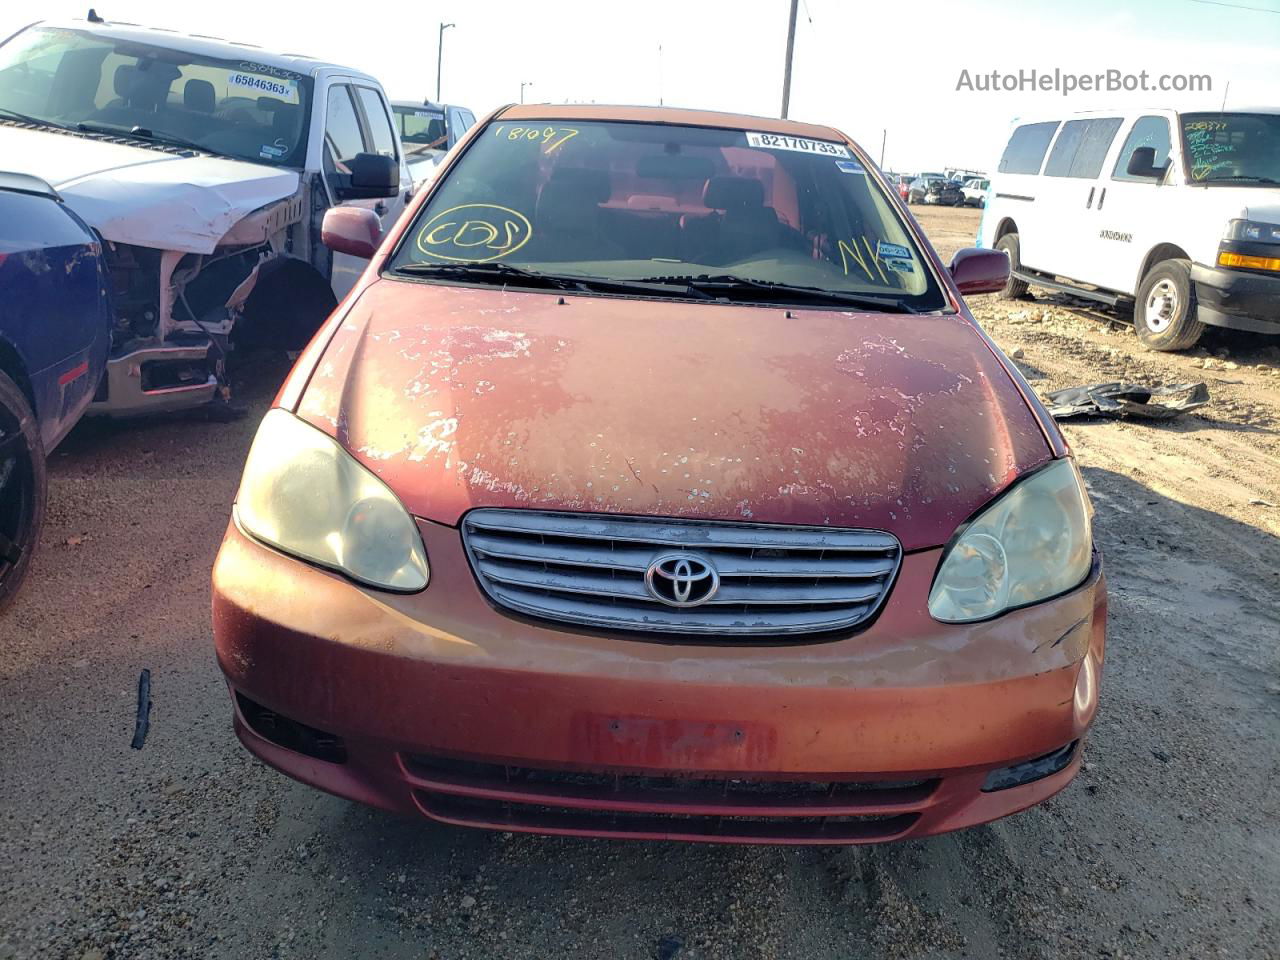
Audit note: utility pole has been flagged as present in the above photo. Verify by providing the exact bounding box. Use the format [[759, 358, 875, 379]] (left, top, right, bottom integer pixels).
[[658, 43, 664, 107], [780, 0, 799, 118], [880, 129, 887, 168], [520, 81, 533, 104], [435, 22, 454, 102]]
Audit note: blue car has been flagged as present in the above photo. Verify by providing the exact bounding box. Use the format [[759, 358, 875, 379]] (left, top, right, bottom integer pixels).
[[0, 172, 112, 609]]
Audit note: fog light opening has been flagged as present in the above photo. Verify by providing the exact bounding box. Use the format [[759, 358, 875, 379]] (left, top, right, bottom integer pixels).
[[235, 692, 347, 764], [981, 741, 1078, 792]]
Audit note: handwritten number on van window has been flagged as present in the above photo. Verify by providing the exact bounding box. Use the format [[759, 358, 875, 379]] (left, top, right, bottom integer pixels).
[[492, 125, 580, 154]]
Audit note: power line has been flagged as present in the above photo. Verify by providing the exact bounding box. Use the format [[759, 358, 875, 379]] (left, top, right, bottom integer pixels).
[[1188, 0, 1280, 13]]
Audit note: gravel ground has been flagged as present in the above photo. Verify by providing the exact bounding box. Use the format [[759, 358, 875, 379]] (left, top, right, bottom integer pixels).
[[1, 205, 1277, 960]]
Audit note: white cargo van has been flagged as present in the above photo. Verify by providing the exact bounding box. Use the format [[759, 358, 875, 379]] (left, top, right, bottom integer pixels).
[[980, 108, 1280, 350]]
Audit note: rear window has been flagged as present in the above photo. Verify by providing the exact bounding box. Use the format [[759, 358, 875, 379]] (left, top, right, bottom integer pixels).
[[998, 122, 1059, 175], [388, 119, 946, 310], [1045, 118, 1123, 179]]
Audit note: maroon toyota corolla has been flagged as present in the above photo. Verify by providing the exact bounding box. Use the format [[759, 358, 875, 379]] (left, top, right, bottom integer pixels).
[[212, 104, 1105, 844]]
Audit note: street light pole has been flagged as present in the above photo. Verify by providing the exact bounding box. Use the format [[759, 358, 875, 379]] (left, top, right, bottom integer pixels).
[[435, 22, 454, 102], [520, 81, 533, 104], [780, 0, 799, 118]]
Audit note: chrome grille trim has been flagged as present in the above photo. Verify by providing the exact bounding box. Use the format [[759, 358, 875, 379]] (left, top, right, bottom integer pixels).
[[462, 509, 902, 638]]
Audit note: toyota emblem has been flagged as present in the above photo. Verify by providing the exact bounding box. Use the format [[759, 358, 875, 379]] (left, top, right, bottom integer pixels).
[[644, 554, 720, 608]]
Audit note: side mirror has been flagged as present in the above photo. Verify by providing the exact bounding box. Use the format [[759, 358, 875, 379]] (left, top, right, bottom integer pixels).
[[1126, 147, 1165, 180], [321, 206, 382, 259], [949, 247, 1010, 296], [335, 152, 400, 200]]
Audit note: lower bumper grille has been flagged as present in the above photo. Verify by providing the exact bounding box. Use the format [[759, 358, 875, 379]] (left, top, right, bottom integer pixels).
[[417, 793, 919, 842], [403, 752, 936, 842]]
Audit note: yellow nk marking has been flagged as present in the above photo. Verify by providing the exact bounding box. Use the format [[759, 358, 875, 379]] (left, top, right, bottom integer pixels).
[[837, 238, 873, 281], [860, 236, 889, 284]]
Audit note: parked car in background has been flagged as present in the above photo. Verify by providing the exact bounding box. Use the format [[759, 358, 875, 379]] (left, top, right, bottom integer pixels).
[[0, 172, 111, 609], [0, 16, 412, 416], [391, 100, 477, 183], [214, 103, 1105, 846], [982, 107, 1280, 350], [909, 176, 963, 205], [962, 177, 990, 207]]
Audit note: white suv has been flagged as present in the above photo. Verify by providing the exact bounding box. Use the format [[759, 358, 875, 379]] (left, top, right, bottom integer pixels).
[[980, 108, 1280, 351], [0, 16, 413, 414]]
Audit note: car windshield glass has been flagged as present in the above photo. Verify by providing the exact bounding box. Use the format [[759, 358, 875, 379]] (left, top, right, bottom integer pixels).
[[394, 104, 447, 156], [387, 119, 946, 310], [0, 26, 313, 167], [1180, 113, 1280, 185]]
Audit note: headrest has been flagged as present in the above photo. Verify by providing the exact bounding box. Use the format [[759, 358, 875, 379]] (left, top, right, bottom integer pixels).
[[113, 64, 138, 98], [702, 176, 764, 210], [183, 79, 215, 113], [548, 166, 612, 204], [537, 178, 605, 232], [272, 104, 301, 137]]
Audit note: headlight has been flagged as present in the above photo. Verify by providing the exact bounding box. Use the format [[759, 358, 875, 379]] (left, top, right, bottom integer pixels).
[[928, 459, 1092, 623], [235, 409, 429, 591], [1223, 219, 1280, 244]]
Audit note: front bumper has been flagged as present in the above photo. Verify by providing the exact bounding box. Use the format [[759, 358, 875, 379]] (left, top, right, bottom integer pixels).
[[89, 340, 218, 417], [1190, 262, 1280, 333], [212, 518, 1107, 844]]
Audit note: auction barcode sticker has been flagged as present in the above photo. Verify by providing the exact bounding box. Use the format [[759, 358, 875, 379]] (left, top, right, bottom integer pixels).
[[228, 72, 300, 104], [746, 132, 851, 158]]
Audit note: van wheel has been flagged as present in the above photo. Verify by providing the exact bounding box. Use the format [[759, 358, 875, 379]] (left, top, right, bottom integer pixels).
[[0, 371, 46, 612], [1134, 260, 1204, 351], [995, 234, 1029, 300]]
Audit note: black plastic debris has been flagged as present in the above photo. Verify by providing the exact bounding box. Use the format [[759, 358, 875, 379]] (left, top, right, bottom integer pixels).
[[1043, 381, 1209, 421], [131, 669, 152, 750]]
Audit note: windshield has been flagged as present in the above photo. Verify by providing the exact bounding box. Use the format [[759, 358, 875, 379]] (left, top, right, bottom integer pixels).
[[1180, 113, 1280, 185], [387, 119, 945, 310], [393, 104, 447, 157], [0, 26, 313, 167]]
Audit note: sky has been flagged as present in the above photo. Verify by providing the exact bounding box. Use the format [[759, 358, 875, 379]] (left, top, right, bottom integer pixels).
[[2, 0, 1278, 171]]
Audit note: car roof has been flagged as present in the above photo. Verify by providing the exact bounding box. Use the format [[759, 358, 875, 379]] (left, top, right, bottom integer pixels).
[[495, 103, 849, 142], [32, 18, 380, 83], [391, 101, 449, 111]]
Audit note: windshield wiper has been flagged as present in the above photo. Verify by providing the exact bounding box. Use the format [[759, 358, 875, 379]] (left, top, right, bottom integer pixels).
[[394, 262, 714, 298], [394, 261, 582, 290], [76, 121, 206, 154], [1199, 175, 1279, 185], [0, 108, 73, 130], [632, 273, 920, 313]]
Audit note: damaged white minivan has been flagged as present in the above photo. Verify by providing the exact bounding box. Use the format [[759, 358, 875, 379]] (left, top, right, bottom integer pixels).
[[0, 16, 412, 415]]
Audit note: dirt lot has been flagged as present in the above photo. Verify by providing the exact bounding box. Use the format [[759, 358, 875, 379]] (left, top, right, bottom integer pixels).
[[1, 205, 1277, 960]]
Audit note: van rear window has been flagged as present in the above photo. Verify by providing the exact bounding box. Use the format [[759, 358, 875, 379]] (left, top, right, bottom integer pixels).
[[998, 122, 1059, 175], [1045, 118, 1123, 179]]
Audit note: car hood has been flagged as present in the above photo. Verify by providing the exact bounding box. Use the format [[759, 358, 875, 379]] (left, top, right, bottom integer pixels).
[[0, 125, 300, 254], [295, 280, 1053, 550]]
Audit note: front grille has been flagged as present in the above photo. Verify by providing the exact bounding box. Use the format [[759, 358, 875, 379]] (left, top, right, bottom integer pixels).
[[461, 509, 901, 638]]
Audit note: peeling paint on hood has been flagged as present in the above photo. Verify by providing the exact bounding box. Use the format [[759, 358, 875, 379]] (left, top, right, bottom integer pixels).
[[296, 280, 1054, 551], [0, 126, 299, 254]]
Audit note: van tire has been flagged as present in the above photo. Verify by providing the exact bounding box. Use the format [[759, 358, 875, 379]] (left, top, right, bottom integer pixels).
[[1134, 259, 1204, 352], [995, 234, 1029, 300], [0, 370, 46, 612]]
